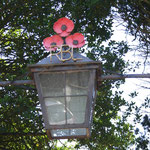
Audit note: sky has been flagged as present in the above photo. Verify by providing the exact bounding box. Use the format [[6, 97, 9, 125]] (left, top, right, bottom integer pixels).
[[111, 19, 150, 149], [111, 18, 149, 100]]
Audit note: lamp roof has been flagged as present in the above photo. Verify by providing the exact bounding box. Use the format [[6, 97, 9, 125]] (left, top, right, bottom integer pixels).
[[37, 52, 99, 65], [28, 52, 101, 77]]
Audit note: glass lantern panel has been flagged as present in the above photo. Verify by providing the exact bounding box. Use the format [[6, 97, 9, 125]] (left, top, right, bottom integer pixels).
[[39, 73, 65, 97], [51, 128, 87, 137], [66, 71, 90, 95], [45, 96, 87, 125], [70, 128, 87, 136], [39, 70, 94, 126], [45, 97, 66, 125], [66, 96, 87, 124]]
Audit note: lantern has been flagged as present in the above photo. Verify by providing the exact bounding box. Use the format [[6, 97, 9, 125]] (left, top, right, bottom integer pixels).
[[28, 52, 101, 139]]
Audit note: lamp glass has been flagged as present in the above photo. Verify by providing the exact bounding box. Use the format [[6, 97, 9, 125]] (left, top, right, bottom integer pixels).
[[39, 71, 90, 126], [51, 128, 87, 137]]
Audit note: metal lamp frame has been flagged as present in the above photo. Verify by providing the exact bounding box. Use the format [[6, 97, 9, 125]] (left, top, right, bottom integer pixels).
[[28, 58, 101, 139]]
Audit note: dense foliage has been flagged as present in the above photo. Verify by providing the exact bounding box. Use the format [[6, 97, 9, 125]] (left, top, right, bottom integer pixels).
[[0, 0, 149, 149], [116, 0, 150, 60]]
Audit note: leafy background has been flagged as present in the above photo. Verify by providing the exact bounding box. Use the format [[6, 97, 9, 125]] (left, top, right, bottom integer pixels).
[[0, 0, 149, 149]]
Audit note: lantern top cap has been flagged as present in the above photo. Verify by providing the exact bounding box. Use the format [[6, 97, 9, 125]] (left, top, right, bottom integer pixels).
[[39, 52, 98, 64], [28, 52, 101, 68]]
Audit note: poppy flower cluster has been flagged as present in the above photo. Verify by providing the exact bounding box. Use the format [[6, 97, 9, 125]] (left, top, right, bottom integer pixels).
[[43, 17, 85, 51]]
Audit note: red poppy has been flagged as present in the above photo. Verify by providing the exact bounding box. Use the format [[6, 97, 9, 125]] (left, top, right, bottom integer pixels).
[[43, 35, 63, 51], [65, 33, 85, 48], [53, 17, 74, 37]]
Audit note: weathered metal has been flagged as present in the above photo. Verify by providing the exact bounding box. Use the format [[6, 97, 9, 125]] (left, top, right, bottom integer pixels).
[[28, 52, 101, 139], [0, 80, 35, 86], [100, 74, 150, 81], [1, 74, 150, 87]]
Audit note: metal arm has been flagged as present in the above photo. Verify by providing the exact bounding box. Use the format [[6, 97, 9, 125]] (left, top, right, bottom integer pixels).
[[100, 74, 150, 81], [0, 80, 35, 86], [0, 74, 150, 86]]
